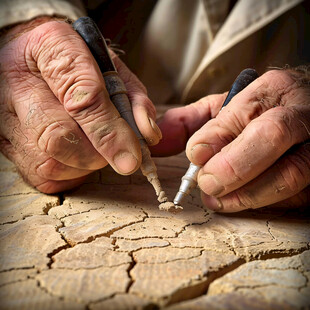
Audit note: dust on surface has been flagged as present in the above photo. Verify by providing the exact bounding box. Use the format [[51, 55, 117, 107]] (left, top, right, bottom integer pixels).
[[71, 89, 90, 102], [1, 151, 310, 309], [158, 201, 183, 213], [157, 190, 183, 213]]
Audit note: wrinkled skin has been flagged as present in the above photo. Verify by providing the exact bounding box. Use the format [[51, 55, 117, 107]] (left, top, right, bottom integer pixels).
[[0, 17, 162, 193], [1, 18, 309, 211], [152, 69, 310, 211]]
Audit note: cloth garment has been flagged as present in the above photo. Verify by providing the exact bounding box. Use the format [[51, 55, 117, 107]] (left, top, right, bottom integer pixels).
[[0, 0, 85, 28], [136, 0, 308, 105], [1, 0, 308, 105]]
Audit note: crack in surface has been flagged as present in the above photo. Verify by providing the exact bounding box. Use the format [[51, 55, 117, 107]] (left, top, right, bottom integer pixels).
[[48, 262, 131, 271], [53, 208, 95, 220], [46, 220, 71, 269], [133, 248, 205, 265], [0, 213, 47, 226], [0, 219, 21, 225], [47, 244, 71, 269], [246, 246, 310, 261], [201, 249, 310, 300], [0, 275, 38, 288], [0, 192, 38, 197], [42, 199, 61, 215], [148, 250, 310, 306], [266, 220, 277, 240], [126, 252, 136, 293], [130, 254, 246, 307], [0, 267, 38, 287], [169, 219, 212, 239], [59, 217, 148, 246], [35, 277, 87, 306], [1, 157, 309, 309]]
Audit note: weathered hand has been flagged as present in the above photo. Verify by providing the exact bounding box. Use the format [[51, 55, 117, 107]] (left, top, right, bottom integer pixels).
[[0, 17, 161, 193], [152, 69, 310, 210]]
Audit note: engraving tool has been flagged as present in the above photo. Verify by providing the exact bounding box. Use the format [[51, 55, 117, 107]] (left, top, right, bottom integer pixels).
[[173, 68, 259, 206], [73, 17, 167, 204]]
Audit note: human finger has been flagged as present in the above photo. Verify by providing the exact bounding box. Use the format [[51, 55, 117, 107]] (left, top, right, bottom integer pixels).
[[186, 70, 301, 166], [36, 157, 94, 181], [200, 143, 310, 211], [269, 185, 310, 208], [0, 107, 95, 182], [150, 93, 226, 156], [110, 52, 162, 146], [0, 137, 88, 193], [198, 103, 310, 197], [27, 21, 141, 175], [5, 75, 107, 170]]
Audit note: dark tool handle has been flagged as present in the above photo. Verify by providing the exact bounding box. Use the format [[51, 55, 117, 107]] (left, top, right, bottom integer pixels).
[[174, 68, 259, 206], [222, 68, 259, 108], [73, 17, 116, 72], [73, 17, 144, 140]]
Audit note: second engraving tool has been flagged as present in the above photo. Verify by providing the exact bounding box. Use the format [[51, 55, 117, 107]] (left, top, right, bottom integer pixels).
[[73, 17, 166, 202], [173, 68, 259, 206]]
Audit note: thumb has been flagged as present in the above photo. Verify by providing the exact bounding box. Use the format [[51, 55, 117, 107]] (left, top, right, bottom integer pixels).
[[150, 93, 227, 156]]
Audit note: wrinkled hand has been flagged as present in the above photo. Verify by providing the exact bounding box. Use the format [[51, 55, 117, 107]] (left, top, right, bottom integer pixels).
[[0, 17, 161, 193], [152, 69, 310, 211]]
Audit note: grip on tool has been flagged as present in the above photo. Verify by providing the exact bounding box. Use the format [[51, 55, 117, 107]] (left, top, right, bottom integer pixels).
[[222, 68, 259, 108], [173, 68, 259, 206], [73, 17, 115, 72], [73, 17, 143, 140]]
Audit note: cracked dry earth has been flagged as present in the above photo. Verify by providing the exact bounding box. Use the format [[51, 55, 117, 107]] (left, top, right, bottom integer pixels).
[[0, 151, 310, 310]]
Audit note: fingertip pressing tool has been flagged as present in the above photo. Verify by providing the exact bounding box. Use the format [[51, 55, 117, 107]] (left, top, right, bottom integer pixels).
[[73, 17, 166, 201], [173, 68, 259, 206]]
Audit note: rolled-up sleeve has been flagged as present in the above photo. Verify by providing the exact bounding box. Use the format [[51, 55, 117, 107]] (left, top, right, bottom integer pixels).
[[0, 0, 86, 28]]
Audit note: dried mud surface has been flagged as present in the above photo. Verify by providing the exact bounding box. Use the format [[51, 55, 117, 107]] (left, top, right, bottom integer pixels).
[[0, 152, 309, 310]]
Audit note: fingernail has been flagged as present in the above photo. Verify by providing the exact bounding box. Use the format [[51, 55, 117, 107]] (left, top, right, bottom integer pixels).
[[206, 197, 223, 211], [149, 117, 162, 140], [113, 151, 138, 174], [199, 173, 224, 196], [191, 144, 213, 165], [201, 192, 224, 211]]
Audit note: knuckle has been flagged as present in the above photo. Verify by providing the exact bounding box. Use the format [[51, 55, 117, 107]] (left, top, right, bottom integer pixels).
[[127, 72, 147, 93], [36, 157, 60, 179], [35, 180, 57, 194], [262, 70, 306, 108], [280, 150, 310, 193], [41, 56, 78, 102], [247, 70, 296, 112], [89, 117, 121, 149], [262, 70, 295, 93], [117, 60, 147, 94], [230, 190, 256, 209], [132, 94, 156, 117], [248, 108, 293, 148], [64, 86, 105, 116], [30, 22, 72, 67], [39, 46, 76, 79], [218, 110, 244, 137], [267, 111, 291, 143], [37, 124, 57, 155], [37, 120, 80, 157], [56, 55, 100, 103], [31, 21, 103, 105], [262, 70, 286, 83], [221, 153, 243, 183], [283, 187, 310, 207]]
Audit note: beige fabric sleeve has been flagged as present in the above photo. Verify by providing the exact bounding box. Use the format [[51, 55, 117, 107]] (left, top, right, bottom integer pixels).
[[0, 0, 86, 29]]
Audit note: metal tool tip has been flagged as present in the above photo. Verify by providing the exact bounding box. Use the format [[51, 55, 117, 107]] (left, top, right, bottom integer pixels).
[[173, 191, 184, 206]]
